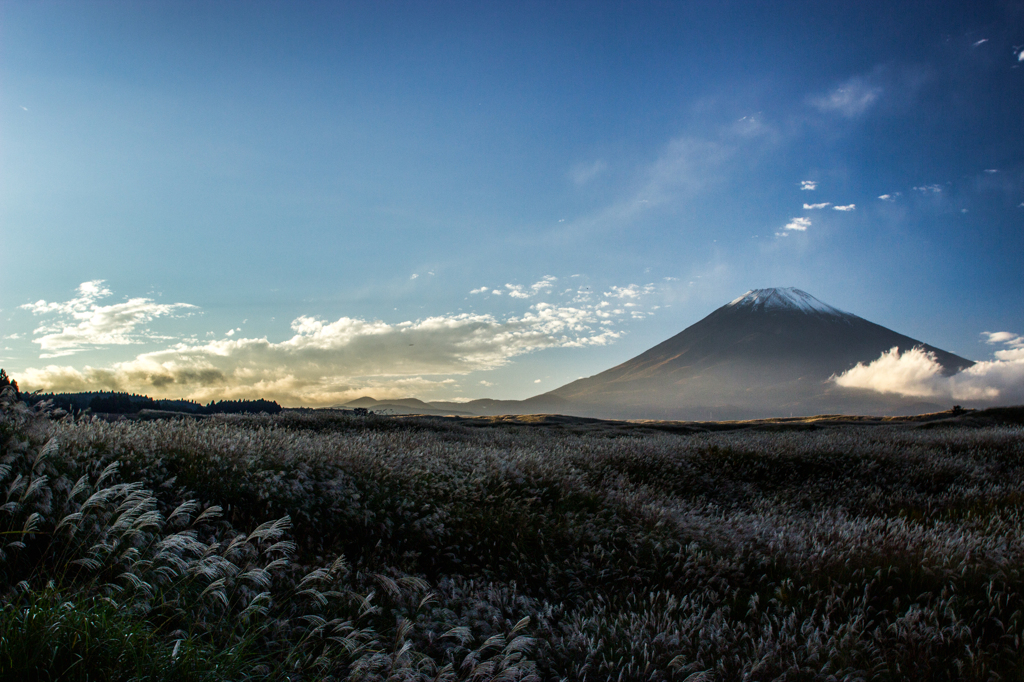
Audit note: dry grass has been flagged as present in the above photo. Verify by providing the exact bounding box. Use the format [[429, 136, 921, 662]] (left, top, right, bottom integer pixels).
[[4, 388, 1024, 680]]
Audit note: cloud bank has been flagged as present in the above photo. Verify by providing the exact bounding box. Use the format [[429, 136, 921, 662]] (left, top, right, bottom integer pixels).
[[21, 280, 657, 406], [834, 336, 1024, 404]]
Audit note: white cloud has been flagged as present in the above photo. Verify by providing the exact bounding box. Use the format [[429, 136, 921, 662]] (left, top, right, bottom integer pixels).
[[878, 193, 900, 201], [505, 276, 557, 299], [973, 38, 988, 47], [20, 281, 194, 357], [20, 283, 646, 406], [810, 76, 882, 117], [479, 380, 494, 387], [984, 169, 998, 174], [984, 331, 1024, 348], [783, 217, 811, 231], [469, 287, 489, 295], [800, 180, 817, 190], [533, 379, 542, 383], [22, 280, 112, 315], [914, 184, 943, 194], [1018, 49, 1024, 62], [835, 347, 944, 397], [410, 273, 419, 280], [803, 202, 830, 210], [834, 341, 1024, 404], [833, 204, 856, 211], [569, 160, 608, 186], [604, 283, 655, 299]]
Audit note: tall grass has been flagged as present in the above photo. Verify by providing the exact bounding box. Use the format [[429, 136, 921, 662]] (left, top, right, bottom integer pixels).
[[4, 387, 1024, 679]]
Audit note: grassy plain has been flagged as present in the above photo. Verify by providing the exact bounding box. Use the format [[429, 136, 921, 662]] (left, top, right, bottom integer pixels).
[[3, 389, 1024, 680]]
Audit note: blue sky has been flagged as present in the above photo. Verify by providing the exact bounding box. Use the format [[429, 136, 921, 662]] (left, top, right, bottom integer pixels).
[[2, 0, 1023, 406]]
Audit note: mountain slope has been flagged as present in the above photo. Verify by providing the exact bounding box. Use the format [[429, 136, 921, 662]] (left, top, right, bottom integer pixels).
[[536, 288, 974, 419]]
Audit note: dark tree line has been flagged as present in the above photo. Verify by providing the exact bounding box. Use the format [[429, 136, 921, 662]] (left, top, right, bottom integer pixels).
[[0, 371, 280, 416]]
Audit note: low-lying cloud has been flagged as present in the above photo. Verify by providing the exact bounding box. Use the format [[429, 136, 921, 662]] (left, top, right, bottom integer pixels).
[[21, 279, 656, 406], [834, 336, 1024, 404]]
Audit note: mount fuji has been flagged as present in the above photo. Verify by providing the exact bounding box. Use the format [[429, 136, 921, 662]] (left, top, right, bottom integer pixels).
[[421, 287, 974, 420], [531, 287, 973, 419]]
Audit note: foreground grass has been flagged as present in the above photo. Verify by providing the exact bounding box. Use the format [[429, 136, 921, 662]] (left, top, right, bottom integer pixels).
[[3, 391, 1024, 680]]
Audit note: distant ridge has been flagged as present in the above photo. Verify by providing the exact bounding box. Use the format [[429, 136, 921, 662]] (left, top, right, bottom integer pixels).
[[336, 397, 476, 416]]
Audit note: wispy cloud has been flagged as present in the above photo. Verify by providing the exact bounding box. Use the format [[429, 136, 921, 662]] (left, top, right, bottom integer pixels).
[[559, 136, 735, 237], [803, 202, 830, 209], [835, 339, 1024, 404], [783, 217, 811, 231], [800, 180, 817, 190], [833, 204, 856, 211], [569, 160, 608, 186], [21, 281, 194, 357], [914, 184, 943, 194], [469, 287, 489, 295], [878, 193, 900, 201], [810, 75, 882, 117], [972, 38, 989, 47]]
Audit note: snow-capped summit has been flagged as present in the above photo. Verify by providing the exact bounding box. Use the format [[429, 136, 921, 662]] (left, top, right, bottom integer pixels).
[[727, 287, 847, 316]]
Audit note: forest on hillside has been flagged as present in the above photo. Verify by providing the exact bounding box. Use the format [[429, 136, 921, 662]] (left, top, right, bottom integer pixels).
[[3, 385, 1024, 680]]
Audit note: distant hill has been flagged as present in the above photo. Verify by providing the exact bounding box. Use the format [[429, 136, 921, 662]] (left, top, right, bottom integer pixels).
[[337, 397, 476, 416]]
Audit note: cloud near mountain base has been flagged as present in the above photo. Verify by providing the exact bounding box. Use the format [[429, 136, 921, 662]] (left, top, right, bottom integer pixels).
[[834, 344, 1024, 404]]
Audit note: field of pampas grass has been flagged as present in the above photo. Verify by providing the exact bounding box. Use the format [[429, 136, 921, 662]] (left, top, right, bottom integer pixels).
[[3, 387, 1024, 680]]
